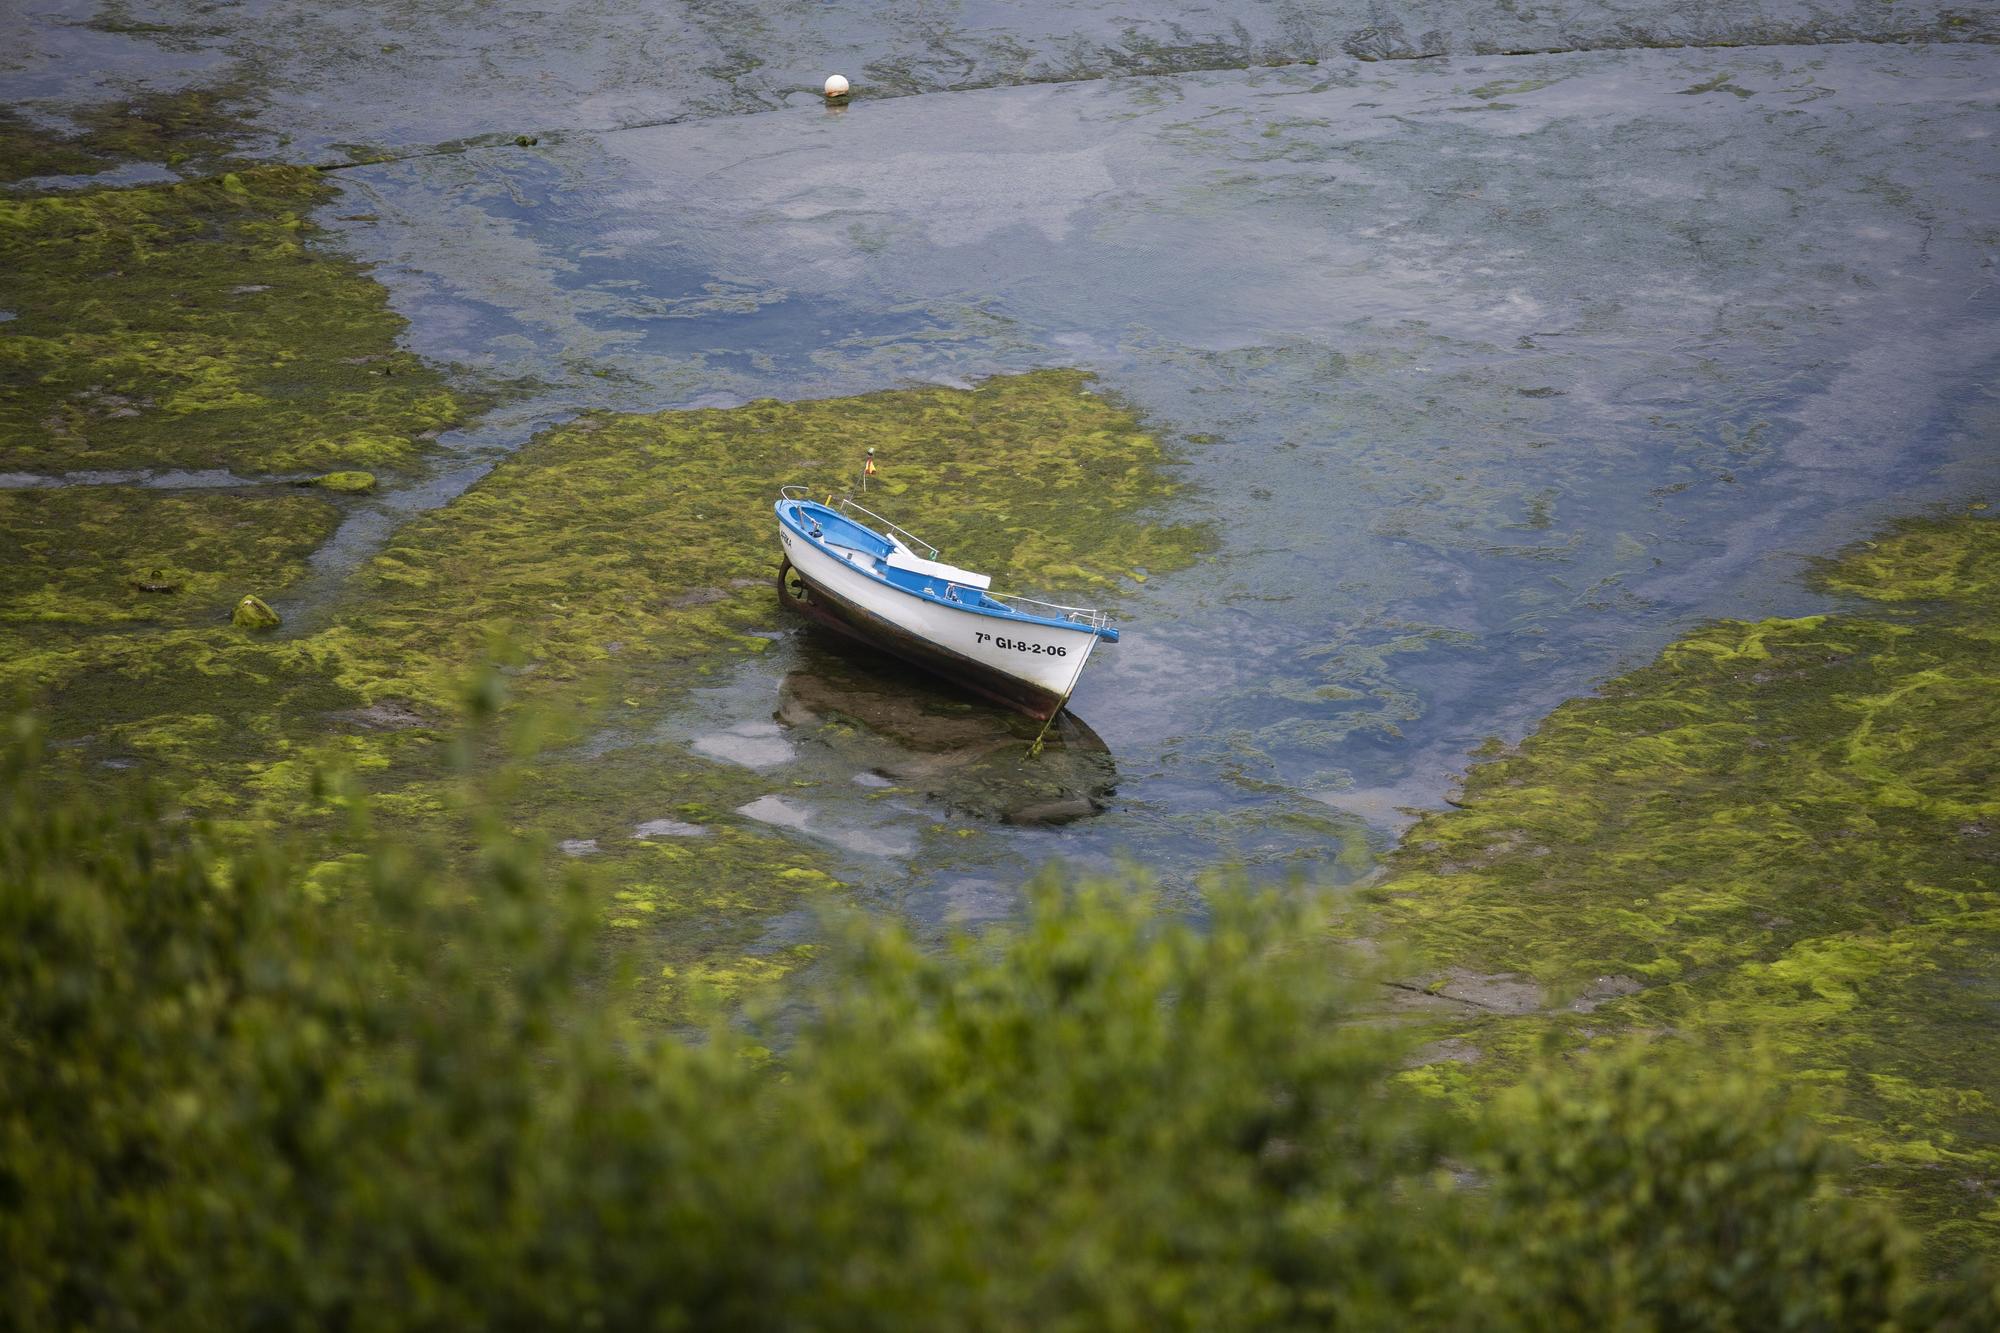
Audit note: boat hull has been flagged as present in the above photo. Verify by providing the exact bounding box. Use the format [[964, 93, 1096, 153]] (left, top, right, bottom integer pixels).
[[777, 545, 1098, 720]]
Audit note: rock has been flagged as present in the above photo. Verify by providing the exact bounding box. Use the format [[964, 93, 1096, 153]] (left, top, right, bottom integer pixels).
[[1424, 970, 1546, 1015], [1405, 1038, 1484, 1069], [1568, 974, 1645, 1013], [128, 567, 183, 594], [557, 838, 598, 857], [300, 470, 376, 493], [231, 594, 280, 629], [336, 700, 434, 731], [631, 818, 707, 839], [1002, 797, 1099, 826]]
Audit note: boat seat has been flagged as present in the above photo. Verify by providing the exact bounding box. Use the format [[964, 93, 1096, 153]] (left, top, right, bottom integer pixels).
[[884, 549, 990, 591]]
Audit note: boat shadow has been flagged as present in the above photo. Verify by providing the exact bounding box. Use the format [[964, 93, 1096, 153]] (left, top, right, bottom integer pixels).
[[776, 639, 1117, 825]]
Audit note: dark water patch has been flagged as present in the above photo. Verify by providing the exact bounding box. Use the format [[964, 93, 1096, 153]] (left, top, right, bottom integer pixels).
[[773, 652, 1119, 825]]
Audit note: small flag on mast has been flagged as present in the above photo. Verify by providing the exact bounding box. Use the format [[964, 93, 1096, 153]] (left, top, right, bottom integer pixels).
[[861, 447, 877, 490]]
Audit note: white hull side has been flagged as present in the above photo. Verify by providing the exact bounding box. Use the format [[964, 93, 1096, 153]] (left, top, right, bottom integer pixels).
[[780, 525, 1099, 703]]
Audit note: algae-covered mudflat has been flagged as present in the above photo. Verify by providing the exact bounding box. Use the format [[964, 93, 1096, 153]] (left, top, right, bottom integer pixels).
[[1383, 513, 2000, 1260], [4, 0, 1998, 1285]]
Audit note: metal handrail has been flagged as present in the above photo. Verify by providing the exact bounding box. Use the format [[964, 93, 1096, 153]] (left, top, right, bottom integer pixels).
[[777, 488, 940, 558], [829, 495, 939, 561], [979, 589, 1113, 631]]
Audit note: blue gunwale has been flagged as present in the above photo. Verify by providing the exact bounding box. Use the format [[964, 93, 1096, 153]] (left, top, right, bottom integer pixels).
[[775, 499, 1120, 641]]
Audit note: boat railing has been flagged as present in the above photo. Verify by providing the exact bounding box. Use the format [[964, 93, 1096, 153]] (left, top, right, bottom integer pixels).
[[780, 486, 1111, 630], [830, 496, 940, 560], [782, 487, 943, 561], [980, 589, 1114, 632]]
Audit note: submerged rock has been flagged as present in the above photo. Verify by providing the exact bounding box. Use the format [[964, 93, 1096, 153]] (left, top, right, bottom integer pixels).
[[127, 567, 184, 594], [1002, 797, 1099, 826], [231, 593, 280, 629], [335, 700, 435, 731]]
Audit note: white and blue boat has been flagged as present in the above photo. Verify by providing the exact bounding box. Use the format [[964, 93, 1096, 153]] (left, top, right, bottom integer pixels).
[[774, 487, 1120, 721]]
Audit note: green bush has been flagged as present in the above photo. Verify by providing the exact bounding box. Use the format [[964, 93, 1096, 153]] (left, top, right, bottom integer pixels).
[[2, 715, 1990, 1329]]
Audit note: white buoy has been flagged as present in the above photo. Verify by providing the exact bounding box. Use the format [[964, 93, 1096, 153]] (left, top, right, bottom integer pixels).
[[823, 74, 851, 99]]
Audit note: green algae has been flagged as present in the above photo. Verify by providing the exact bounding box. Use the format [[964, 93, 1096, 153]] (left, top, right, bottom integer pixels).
[[0, 485, 348, 824], [0, 166, 467, 475], [306, 470, 378, 493], [1818, 516, 2000, 606], [0, 109, 106, 185], [0, 80, 1204, 1023], [1374, 513, 2000, 1263], [0, 88, 256, 186], [8, 372, 1204, 1017], [0, 486, 339, 628], [8, 371, 1195, 766], [326, 370, 1203, 716], [314, 371, 1199, 1009]]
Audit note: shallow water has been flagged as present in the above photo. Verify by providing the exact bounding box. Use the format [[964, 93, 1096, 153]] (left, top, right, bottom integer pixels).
[[6, 10, 1998, 913], [308, 44, 2000, 910], [6, 1, 1992, 163]]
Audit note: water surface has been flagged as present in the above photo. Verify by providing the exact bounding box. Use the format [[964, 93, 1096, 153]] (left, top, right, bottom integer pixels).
[[316, 45, 2000, 909]]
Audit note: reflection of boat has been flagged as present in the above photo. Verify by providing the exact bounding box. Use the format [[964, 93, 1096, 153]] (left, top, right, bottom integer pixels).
[[774, 488, 1119, 721], [777, 659, 1117, 824]]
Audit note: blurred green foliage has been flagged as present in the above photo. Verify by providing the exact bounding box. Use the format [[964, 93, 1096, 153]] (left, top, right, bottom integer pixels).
[[5, 714, 1992, 1329]]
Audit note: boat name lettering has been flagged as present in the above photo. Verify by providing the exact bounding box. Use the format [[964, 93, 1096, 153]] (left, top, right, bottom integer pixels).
[[974, 631, 1065, 657]]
